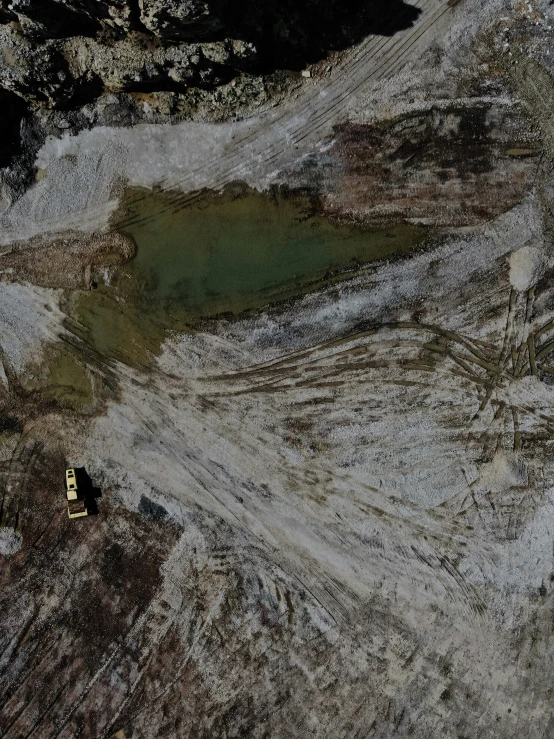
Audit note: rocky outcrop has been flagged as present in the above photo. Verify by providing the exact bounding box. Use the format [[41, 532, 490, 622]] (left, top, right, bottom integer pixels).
[[138, 0, 226, 39], [0, 26, 74, 105], [0, 0, 131, 37], [0, 0, 421, 109], [0, 0, 257, 121], [0, 20, 257, 108], [60, 34, 256, 94]]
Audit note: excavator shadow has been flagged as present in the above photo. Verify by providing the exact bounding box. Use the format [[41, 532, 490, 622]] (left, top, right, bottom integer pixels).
[[74, 467, 102, 516]]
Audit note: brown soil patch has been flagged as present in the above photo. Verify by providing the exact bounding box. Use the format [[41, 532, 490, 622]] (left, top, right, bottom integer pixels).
[[0, 231, 135, 290], [328, 102, 542, 226]]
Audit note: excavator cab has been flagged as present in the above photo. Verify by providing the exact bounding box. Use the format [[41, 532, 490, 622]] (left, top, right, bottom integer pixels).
[[65, 468, 89, 519]]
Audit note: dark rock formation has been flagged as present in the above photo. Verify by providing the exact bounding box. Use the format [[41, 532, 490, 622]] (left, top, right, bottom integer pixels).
[[139, 0, 226, 39], [0, 0, 421, 109]]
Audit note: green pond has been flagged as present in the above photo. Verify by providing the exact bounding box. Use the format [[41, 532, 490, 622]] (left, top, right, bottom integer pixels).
[[71, 186, 427, 368]]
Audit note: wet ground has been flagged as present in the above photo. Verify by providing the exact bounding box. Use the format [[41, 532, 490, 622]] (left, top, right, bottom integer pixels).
[[70, 185, 426, 367]]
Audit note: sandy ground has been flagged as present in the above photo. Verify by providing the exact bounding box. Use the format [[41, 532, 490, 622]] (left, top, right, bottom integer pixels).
[[3, 0, 554, 737]]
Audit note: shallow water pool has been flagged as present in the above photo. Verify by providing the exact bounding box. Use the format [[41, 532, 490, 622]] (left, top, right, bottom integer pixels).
[[71, 185, 427, 367]]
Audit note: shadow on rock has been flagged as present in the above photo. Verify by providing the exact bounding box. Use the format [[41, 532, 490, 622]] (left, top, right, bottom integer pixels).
[[223, 0, 423, 72], [0, 90, 29, 169]]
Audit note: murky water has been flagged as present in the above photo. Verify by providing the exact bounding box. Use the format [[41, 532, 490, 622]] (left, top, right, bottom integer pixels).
[[71, 185, 427, 367]]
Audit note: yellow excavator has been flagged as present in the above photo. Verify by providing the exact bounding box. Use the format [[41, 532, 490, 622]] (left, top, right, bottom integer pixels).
[[65, 468, 89, 519]]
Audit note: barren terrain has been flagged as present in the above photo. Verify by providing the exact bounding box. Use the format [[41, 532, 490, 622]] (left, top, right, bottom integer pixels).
[[3, 0, 554, 737]]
